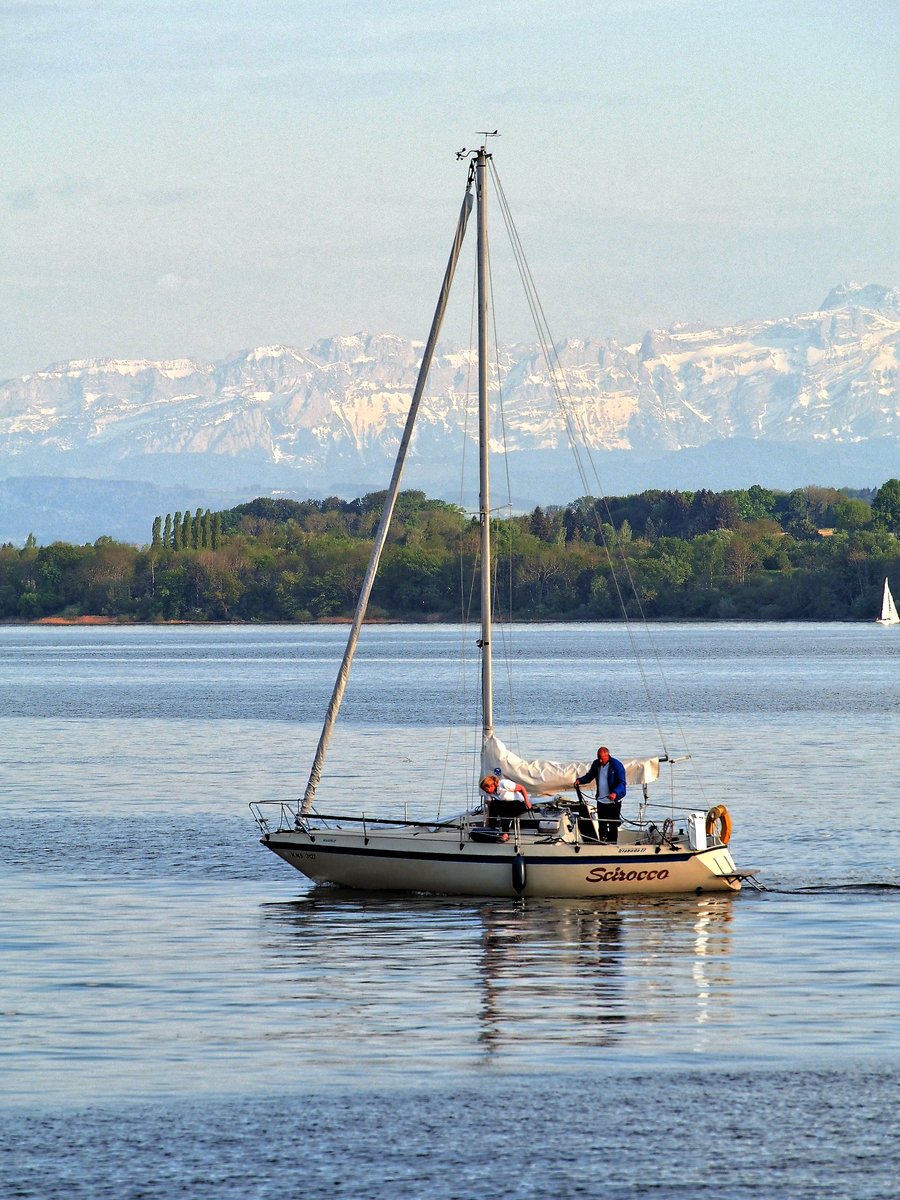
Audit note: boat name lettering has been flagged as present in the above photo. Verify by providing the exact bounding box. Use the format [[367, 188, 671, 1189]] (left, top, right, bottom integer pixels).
[[585, 866, 670, 884]]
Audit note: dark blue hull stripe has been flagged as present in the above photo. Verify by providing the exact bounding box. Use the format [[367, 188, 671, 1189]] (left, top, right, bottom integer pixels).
[[264, 838, 695, 868]]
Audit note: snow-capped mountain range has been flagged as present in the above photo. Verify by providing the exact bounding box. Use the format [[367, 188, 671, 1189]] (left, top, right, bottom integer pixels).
[[1, 283, 898, 543]]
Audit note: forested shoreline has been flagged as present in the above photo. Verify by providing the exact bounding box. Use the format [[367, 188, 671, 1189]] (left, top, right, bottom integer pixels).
[[2, 481, 900, 624]]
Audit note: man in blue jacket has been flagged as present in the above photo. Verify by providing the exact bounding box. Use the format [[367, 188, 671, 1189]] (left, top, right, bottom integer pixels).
[[574, 746, 627, 842]]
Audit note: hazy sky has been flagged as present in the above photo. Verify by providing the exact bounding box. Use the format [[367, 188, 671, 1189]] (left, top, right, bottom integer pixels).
[[3, 0, 898, 379]]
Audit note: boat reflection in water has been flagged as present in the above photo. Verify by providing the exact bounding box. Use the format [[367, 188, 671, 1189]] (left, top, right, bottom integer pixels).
[[473, 896, 734, 1056], [257, 889, 735, 1075]]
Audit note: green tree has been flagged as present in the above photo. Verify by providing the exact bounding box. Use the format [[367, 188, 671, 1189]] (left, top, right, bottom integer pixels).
[[18, 591, 42, 618], [725, 535, 759, 585], [36, 542, 83, 612], [0, 583, 19, 618], [80, 542, 136, 615], [832, 498, 872, 531], [871, 479, 900, 532], [515, 545, 569, 610], [691, 532, 727, 591], [731, 484, 776, 522], [376, 546, 451, 612], [155, 565, 188, 619], [529, 506, 554, 542]]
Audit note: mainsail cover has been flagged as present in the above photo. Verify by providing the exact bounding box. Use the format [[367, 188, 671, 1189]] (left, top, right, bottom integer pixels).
[[482, 734, 659, 796]]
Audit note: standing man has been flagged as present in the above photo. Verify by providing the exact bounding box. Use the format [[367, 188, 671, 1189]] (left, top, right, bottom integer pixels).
[[574, 746, 627, 842]]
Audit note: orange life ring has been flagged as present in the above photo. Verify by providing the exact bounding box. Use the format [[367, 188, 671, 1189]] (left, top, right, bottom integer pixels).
[[705, 805, 732, 845]]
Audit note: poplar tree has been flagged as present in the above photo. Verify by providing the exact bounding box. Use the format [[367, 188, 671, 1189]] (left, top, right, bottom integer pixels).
[[172, 512, 183, 550], [194, 508, 203, 549], [182, 511, 192, 549], [212, 513, 222, 550], [151, 516, 162, 547], [202, 509, 212, 549], [163, 514, 172, 548]]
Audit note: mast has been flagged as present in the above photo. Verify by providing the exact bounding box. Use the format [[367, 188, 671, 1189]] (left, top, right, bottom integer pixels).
[[476, 144, 494, 741]]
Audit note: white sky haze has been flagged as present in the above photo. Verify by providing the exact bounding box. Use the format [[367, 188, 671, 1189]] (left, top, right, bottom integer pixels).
[[2, 0, 899, 378]]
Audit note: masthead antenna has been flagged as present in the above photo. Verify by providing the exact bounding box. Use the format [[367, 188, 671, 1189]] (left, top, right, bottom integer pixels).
[[458, 131, 498, 170]]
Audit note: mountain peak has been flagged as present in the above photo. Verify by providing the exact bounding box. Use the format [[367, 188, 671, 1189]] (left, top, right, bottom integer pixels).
[[309, 332, 419, 364], [820, 282, 900, 315]]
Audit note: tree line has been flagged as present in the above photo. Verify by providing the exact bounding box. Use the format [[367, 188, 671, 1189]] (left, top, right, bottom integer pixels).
[[2, 481, 900, 623]]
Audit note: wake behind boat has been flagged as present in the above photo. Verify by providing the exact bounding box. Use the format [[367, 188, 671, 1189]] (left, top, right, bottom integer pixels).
[[250, 141, 757, 898]]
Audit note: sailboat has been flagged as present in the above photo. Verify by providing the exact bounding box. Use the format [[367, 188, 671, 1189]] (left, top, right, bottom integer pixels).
[[876, 577, 899, 626], [250, 142, 756, 897]]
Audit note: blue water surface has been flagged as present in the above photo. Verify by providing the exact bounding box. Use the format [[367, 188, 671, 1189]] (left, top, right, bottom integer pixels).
[[1, 623, 899, 1197]]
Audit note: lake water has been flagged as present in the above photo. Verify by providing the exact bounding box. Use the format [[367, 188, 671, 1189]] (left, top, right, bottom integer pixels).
[[2, 622, 899, 1198]]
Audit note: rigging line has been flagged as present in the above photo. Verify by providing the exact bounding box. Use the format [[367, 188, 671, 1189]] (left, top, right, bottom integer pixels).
[[509, 299, 702, 790], [487, 169, 705, 801], [491, 167, 611, 516], [584, 501, 706, 789], [555, 463, 705, 772], [490, 168, 607, 507], [484, 183, 522, 756], [488, 179, 656, 618], [463, 258, 487, 784], [443, 507, 484, 811], [462, 533, 482, 797], [435, 506, 477, 818], [488, 165, 667, 700], [456, 250, 503, 789], [488, 161, 701, 767], [435, 594, 475, 819], [490, 550, 521, 754], [489, 164, 601, 519], [439, 260, 482, 815]]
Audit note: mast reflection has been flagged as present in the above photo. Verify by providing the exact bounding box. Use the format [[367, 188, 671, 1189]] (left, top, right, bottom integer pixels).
[[476, 900, 626, 1054]]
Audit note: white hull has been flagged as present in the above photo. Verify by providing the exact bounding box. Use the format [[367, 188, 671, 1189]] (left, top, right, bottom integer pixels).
[[260, 822, 744, 897]]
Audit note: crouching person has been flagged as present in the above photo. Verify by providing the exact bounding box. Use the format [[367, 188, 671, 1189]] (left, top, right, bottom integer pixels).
[[479, 774, 532, 842]]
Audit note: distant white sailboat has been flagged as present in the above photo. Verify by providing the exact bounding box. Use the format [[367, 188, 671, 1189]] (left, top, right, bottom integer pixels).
[[876, 577, 899, 626]]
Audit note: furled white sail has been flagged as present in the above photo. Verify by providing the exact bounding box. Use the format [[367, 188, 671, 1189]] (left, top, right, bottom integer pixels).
[[482, 733, 660, 796]]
